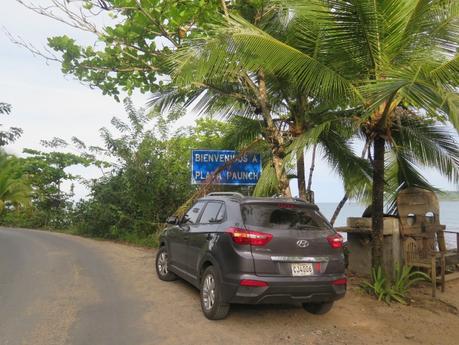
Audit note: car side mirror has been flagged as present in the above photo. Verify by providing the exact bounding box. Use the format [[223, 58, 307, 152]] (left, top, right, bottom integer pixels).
[[180, 224, 190, 232], [166, 216, 179, 225]]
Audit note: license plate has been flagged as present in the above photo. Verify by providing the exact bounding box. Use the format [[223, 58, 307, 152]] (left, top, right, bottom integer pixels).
[[291, 263, 314, 276]]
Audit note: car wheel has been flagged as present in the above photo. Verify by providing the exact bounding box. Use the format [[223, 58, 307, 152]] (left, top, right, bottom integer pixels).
[[302, 301, 334, 315], [155, 247, 177, 281], [200, 266, 230, 320]]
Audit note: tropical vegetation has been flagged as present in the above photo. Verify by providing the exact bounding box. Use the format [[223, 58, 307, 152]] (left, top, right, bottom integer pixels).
[[0, 99, 236, 245], [361, 265, 431, 304], [7, 1, 459, 268]]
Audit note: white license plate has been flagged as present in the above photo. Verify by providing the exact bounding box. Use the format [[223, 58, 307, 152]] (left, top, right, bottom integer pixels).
[[291, 263, 314, 276]]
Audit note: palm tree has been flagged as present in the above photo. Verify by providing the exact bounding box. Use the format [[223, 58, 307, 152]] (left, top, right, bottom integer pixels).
[[151, 68, 371, 201], [153, 0, 370, 199], [331, 109, 459, 224], [0, 151, 31, 212], [169, 0, 458, 268]]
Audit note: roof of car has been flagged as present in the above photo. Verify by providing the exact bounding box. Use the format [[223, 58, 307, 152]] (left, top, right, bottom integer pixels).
[[201, 193, 318, 209]]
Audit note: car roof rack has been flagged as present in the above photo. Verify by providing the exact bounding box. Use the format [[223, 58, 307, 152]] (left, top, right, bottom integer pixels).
[[293, 197, 309, 204], [207, 192, 245, 198]]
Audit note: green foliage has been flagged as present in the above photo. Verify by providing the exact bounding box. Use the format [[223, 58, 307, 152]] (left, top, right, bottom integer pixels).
[[0, 102, 23, 146], [46, 0, 222, 100], [170, 0, 459, 196], [361, 265, 430, 304], [70, 99, 232, 242], [19, 149, 93, 228], [361, 267, 390, 302], [392, 265, 431, 299], [0, 97, 235, 246], [19, 0, 458, 252], [0, 207, 49, 229], [0, 151, 31, 212]]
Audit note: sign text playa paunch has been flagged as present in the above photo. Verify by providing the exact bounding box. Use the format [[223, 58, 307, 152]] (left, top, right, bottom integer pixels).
[[191, 150, 262, 186]]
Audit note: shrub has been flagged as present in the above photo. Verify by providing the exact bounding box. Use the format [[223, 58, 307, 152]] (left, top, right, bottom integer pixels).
[[361, 265, 430, 304]]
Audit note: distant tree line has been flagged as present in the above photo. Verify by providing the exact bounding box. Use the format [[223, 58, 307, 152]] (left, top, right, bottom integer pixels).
[[0, 99, 238, 246]]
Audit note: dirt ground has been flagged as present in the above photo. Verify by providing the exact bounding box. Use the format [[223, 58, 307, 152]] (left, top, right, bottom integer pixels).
[[99, 238, 459, 345], [1, 228, 458, 345]]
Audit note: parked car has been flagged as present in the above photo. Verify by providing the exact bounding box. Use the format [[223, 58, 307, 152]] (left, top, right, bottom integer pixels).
[[156, 192, 346, 320]]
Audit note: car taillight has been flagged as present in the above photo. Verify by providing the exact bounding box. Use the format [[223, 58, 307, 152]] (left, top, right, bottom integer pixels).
[[327, 234, 343, 249], [314, 262, 321, 272], [226, 227, 272, 246], [240, 279, 268, 287], [331, 278, 347, 286]]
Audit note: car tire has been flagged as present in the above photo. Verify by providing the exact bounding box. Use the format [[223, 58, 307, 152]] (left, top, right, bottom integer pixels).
[[200, 266, 230, 320], [155, 247, 177, 281], [302, 301, 334, 315]]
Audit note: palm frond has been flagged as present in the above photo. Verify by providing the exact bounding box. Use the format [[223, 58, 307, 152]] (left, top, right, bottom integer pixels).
[[222, 116, 265, 149], [170, 14, 360, 103], [253, 160, 279, 196], [385, 150, 437, 213], [318, 130, 372, 201], [430, 54, 459, 87], [391, 114, 459, 184]]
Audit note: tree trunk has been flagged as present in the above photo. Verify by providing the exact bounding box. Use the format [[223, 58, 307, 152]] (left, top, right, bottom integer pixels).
[[371, 135, 385, 269], [220, 0, 229, 17], [297, 150, 306, 199], [257, 70, 291, 197], [331, 139, 370, 225], [272, 151, 291, 196], [306, 143, 317, 192], [330, 195, 348, 226], [303, 144, 317, 203]]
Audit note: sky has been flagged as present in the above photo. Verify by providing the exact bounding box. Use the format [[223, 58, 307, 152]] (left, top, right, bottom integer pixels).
[[0, 1, 457, 203]]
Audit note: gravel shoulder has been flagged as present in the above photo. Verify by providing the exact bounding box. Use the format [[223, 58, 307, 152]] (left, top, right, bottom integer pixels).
[[1, 227, 458, 345]]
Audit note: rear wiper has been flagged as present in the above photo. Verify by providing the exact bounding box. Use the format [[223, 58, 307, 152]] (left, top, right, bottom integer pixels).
[[294, 223, 321, 229]]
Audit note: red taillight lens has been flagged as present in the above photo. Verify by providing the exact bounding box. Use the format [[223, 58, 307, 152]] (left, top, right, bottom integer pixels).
[[331, 278, 347, 286], [226, 227, 273, 246], [314, 262, 321, 273], [327, 234, 343, 249], [240, 279, 268, 287]]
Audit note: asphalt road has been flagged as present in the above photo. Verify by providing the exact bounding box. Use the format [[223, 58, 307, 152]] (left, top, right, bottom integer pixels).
[[1, 227, 458, 345], [0, 227, 152, 345]]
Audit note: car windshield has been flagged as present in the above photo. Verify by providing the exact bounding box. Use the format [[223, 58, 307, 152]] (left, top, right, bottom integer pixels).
[[241, 203, 331, 230]]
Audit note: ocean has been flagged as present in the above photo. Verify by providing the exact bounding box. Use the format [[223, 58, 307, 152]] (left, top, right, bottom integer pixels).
[[317, 201, 459, 249]]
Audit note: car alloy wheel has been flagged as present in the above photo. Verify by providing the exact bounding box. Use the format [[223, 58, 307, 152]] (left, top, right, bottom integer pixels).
[[157, 252, 168, 276], [200, 266, 230, 320], [202, 273, 216, 311], [155, 247, 176, 281]]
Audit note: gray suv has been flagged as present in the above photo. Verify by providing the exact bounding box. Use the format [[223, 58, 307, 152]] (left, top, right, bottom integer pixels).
[[156, 192, 346, 320]]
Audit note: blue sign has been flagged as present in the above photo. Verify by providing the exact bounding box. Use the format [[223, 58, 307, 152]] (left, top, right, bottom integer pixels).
[[191, 150, 262, 185]]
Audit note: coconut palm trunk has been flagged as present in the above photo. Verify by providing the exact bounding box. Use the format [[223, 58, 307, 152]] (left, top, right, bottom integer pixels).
[[330, 195, 348, 226], [256, 70, 291, 196], [297, 150, 307, 199], [371, 135, 385, 268]]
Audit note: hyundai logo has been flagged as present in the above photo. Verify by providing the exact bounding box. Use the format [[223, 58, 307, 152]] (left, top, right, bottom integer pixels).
[[296, 240, 310, 248]]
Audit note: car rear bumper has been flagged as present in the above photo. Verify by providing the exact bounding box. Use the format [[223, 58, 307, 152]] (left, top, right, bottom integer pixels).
[[222, 274, 346, 304]]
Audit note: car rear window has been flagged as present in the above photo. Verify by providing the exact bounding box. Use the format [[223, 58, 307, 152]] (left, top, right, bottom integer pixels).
[[241, 203, 331, 230]]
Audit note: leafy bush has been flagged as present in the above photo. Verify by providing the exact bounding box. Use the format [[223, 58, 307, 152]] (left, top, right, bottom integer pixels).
[[0, 102, 235, 249], [392, 264, 431, 299], [361, 265, 430, 304], [0, 207, 47, 229]]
